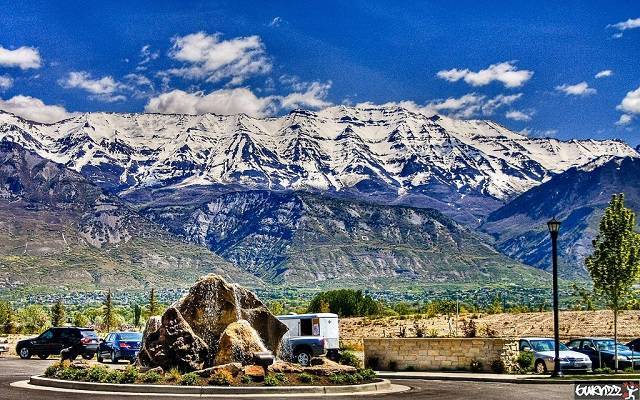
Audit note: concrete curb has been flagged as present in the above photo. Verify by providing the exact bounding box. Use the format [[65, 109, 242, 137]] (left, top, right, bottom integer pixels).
[[376, 372, 640, 385], [29, 376, 392, 395]]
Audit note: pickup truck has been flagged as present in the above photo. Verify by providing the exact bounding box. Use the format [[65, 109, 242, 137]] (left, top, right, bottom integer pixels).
[[277, 313, 340, 366]]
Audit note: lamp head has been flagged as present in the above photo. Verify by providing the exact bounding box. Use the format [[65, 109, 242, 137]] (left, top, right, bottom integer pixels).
[[547, 217, 561, 233]]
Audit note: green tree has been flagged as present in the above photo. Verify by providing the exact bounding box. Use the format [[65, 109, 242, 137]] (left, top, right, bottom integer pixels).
[[148, 288, 160, 316], [268, 301, 285, 316], [18, 305, 50, 333], [133, 304, 142, 328], [307, 289, 380, 317], [72, 311, 89, 328], [51, 299, 66, 327], [103, 289, 115, 332], [0, 301, 17, 334], [585, 193, 640, 371]]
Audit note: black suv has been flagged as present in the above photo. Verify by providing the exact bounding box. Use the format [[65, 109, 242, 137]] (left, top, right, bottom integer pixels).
[[16, 327, 99, 360]]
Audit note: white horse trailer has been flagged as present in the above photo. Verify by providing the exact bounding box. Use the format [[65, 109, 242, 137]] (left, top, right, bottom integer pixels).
[[277, 313, 340, 365]]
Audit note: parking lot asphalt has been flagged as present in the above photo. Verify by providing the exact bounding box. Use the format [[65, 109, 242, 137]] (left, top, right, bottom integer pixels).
[[0, 357, 575, 399]]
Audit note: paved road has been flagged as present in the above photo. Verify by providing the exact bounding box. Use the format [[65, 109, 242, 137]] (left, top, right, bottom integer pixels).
[[0, 357, 574, 399]]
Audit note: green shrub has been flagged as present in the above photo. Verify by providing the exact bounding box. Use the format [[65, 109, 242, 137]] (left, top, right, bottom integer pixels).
[[516, 352, 534, 371], [470, 360, 483, 372], [339, 351, 361, 368], [262, 373, 287, 386], [102, 369, 125, 384], [86, 366, 110, 382], [240, 374, 252, 384], [209, 370, 233, 386], [179, 372, 200, 386], [140, 370, 162, 383], [329, 373, 347, 384], [44, 363, 61, 377], [490, 359, 506, 374], [165, 368, 182, 382], [623, 367, 635, 373], [344, 373, 363, 384], [358, 368, 376, 381], [120, 365, 139, 384], [56, 367, 79, 380], [298, 372, 314, 384]]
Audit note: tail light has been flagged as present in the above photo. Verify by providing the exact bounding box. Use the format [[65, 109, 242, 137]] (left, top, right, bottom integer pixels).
[[80, 337, 92, 345], [119, 342, 130, 349]]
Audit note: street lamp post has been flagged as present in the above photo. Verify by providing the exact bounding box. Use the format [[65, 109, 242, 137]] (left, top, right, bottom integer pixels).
[[547, 217, 562, 377]]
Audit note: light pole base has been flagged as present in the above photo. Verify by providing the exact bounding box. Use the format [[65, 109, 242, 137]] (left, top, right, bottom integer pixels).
[[551, 370, 564, 378]]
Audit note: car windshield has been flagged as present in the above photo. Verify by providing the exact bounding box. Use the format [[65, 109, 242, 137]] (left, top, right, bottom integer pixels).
[[530, 340, 569, 352], [594, 340, 629, 351], [118, 333, 142, 341]]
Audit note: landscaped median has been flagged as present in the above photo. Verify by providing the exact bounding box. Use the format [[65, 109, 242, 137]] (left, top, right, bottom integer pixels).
[[26, 360, 400, 395]]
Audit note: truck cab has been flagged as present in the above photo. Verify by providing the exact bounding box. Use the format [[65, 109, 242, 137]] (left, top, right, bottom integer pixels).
[[277, 313, 339, 366]]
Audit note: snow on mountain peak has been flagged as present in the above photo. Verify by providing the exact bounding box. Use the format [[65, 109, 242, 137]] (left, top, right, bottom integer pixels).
[[0, 105, 636, 208]]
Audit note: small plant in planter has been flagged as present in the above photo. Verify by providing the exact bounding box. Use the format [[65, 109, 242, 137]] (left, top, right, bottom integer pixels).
[[516, 352, 534, 372], [358, 368, 376, 381], [240, 374, 252, 384], [490, 359, 506, 374], [87, 366, 110, 382], [298, 372, 315, 384], [264, 373, 286, 386], [165, 368, 182, 383], [120, 365, 139, 384], [339, 350, 361, 368], [140, 370, 162, 383], [179, 372, 200, 386], [209, 370, 233, 386]]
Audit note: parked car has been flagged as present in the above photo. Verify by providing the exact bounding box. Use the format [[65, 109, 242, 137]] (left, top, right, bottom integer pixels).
[[567, 337, 640, 370], [16, 327, 99, 360], [277, 313, 340, 366], [627, 338, 640, 353], [97, 331, 142, 364], [519, 337, 592, 373]]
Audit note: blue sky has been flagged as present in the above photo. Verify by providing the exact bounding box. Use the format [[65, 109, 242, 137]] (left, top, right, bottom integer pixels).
[[0, 0, 639, 145]]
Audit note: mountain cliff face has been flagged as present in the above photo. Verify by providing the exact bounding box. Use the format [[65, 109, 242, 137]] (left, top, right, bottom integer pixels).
[[481, 157, 640, 278], [0, 106, 635, 225], [139, 188, 548, 286], [0, 140, 257, 290]]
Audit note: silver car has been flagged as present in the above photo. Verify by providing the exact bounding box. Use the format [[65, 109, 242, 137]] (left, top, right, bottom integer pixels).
[[519, 337, 592, 373]]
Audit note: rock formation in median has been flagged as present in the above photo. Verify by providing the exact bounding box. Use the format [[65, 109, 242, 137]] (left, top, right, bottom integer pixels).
[[138, 274, 288, 371]]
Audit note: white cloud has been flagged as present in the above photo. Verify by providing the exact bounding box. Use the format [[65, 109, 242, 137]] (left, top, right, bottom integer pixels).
[[617, 86, 640, 115], [0, 45, 41, 69], [168, 32, 271, 85], [481, 93, 523, 115], [594, 70, 613, 79], [0, 75, 13, 90], [616, 114, 633, 126], [607, 17, 640, 38], [279, 81, 332, 110], [59, 71, 127, 102], [364, 92, 522, 120], [0, 95, 73, 123], [437, 61, 533, 88], [608, 17, 640, 34], [136, 45, 159, 71], [555, 81, 597, 96], [268, 17, 283, 27], [145, 81, 332, 118], [505, 110, 532, 121]]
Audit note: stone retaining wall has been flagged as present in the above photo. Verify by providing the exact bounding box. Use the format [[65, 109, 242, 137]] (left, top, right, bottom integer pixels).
[[363, 338, 519, 372]]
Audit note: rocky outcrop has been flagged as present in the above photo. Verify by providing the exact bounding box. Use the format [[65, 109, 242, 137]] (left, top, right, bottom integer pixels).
[[172, 274, 288, 354], [139, 307, 209, 371], [138, 274, 288, 371], [214, 320, 267, 365]]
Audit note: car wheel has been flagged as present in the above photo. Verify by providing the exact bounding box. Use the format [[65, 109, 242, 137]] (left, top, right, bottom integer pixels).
[[295, 350, 312, 367], [97, 354, 104, 363], [37, 353, 49, 360], [111, 350, 119, 364], [535, 360, 548, 374], [19, 347, 32, 359]]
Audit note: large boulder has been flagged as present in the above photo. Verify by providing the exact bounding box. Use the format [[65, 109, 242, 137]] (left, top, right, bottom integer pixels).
[[214, 320, 268, 365], [172, 274, 288, 355], [139, 307, 209, 371]]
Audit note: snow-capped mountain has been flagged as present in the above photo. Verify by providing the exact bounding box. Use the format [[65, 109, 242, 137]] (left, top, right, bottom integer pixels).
[[0, 105, 636, 224]]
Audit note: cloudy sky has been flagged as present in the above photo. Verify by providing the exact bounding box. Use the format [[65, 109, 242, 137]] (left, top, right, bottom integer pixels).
[[0, 1, 639, 144]]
